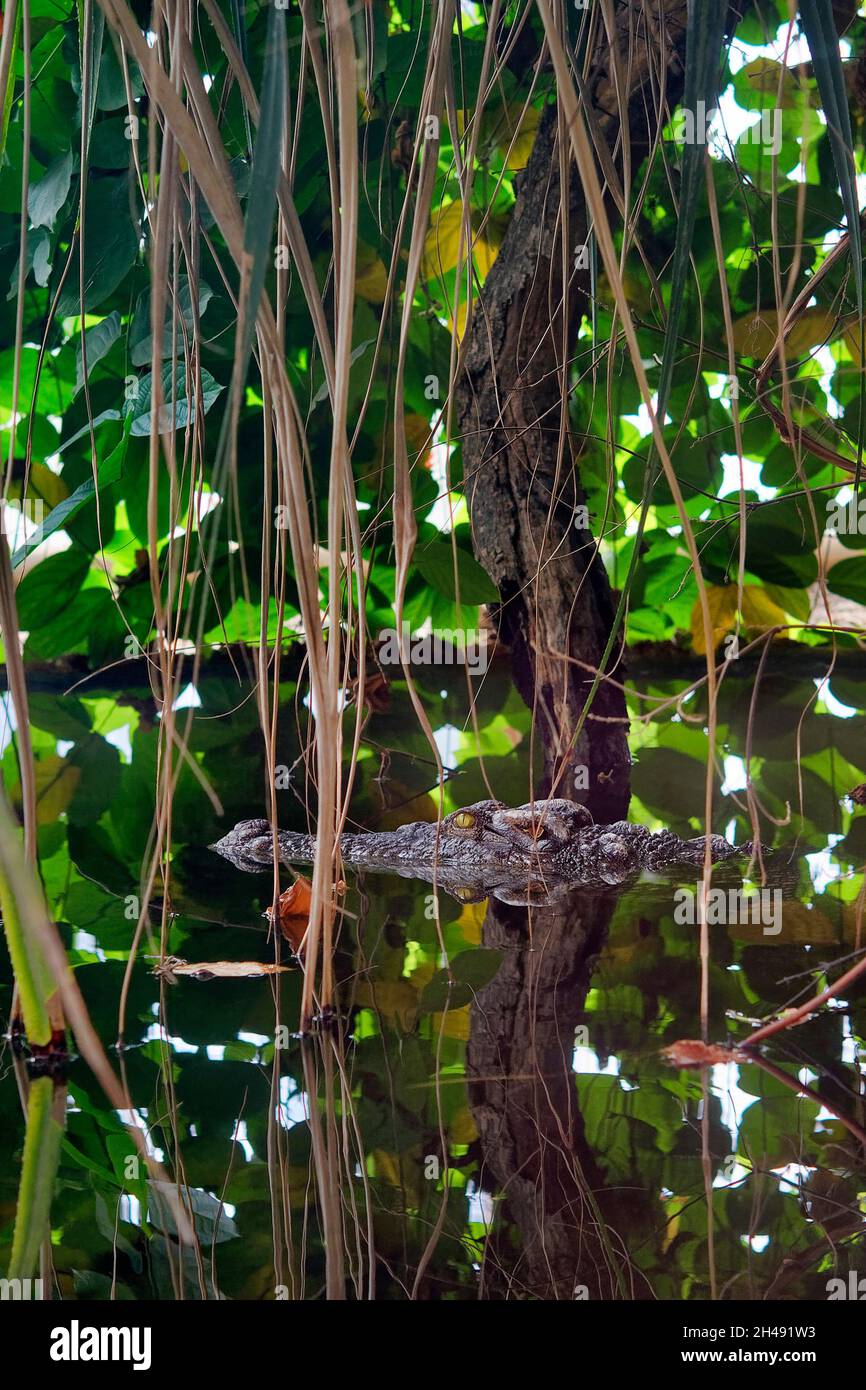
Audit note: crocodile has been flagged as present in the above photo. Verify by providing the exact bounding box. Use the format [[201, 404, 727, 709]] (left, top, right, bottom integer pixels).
[[211, 799, 757, 903]]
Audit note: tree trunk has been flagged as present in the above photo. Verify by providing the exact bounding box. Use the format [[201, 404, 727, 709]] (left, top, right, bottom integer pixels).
[[467, 890, 654, 1299], [456, 1, 716, 822]]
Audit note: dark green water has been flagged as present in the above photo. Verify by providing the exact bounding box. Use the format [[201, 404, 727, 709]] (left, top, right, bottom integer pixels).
[[2, 658, 865, 1299]]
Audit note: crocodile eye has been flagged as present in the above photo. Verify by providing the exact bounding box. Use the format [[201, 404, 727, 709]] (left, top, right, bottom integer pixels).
[[453, 811, 475, 830]]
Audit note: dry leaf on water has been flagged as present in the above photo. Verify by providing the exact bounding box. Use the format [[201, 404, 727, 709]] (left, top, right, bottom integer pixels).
[[155, 956, 291, 983], [265, 875, 346, 956], [266, 877, 312, 955], [662, 1039, 745, 1068]]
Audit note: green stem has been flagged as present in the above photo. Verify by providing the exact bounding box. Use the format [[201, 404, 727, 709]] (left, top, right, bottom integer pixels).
[[8, 1075, 65, 1281], [0, 855, 54, 1046]]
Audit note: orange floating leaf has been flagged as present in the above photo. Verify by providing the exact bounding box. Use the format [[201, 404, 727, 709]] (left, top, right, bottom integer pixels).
[[662, 1039, 743, 1068]]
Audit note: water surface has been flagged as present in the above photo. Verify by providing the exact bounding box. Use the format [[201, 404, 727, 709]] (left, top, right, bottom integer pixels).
[[2, 660, 865, 1299]]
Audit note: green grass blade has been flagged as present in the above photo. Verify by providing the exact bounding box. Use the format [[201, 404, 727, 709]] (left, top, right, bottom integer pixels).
[[230, 0, 253, 159], [0, 1, 21, 163], [238, 2, 286, 377], [0, 857, 53, 1046], [8, 1076, 65, 1280]]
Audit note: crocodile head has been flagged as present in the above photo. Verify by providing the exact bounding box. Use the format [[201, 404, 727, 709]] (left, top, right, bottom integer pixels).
[[210, 819, 276, 873], [437, 798, 593, 862]]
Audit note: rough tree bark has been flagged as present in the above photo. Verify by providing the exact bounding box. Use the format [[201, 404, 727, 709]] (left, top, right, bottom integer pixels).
[[456, 2, 729, 822], [467, 890, 657, 1299]]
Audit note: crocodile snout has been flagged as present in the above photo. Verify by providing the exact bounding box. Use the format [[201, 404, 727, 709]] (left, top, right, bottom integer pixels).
[[211, 819, 277, 872]]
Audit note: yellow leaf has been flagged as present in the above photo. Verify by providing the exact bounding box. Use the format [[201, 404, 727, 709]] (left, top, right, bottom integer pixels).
[[471, 216, 505, 278], [496, 102, 541, 170], [12, 756, 80, 825], [690, 585, 738, 655], [729, 306, 839, 361], [741, 586, 787, 632], [423, 201, 467, 280], [354, 980, 418, 1030], [355, 242, 389, 304], [445, 293, 470, 343], [840, 315, 865, 367], [596, 267, 653, 316], [408, 960, 435, 993], [372, 1150, 405, 1187], [729, 900, 836, 945], [369, 1148, 424, 1205], [26, 462, 69, 509], [739, 58, 800, 109], [377, 790, 440, 831], [455, 899, 486, 945], [456, 102, 540, 170], [422, 202, 504, 282], [449, 1102, 478, 1143], [404, 414, 433, 463], [661, 1195, 690, 1253], [430, 1004, 471, 1041]]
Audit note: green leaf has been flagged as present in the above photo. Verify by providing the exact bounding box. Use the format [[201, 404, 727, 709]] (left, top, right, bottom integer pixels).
[[0, 344, 75, 418], [622, 426, 721, 507], [27, 148, 73, 230], [419, 948, 503, 1012], [56, 408, 122, 452], [124, 364, 223, 435], [67, 737, 122, 825], [147, 1180, 239, 1243], [128, 280, 213, 367], [25, 587, 117, 659], [96, 41, 141, 112], [415, 542, 498, 604], [631, 747, 707, 823], [56, 176, 140, 315], [451, 945, 503, 988], [744, 499, 820, 586], [12, 428, 128, 568], [74, 310, 121, 392], [827, 557, 866, 605], [89, 116, 136, 169], [72, 1271, 136, 1300], [732, 57, 801, 112], [7, 225, 53, 294], [14, 550, 91, 627]]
